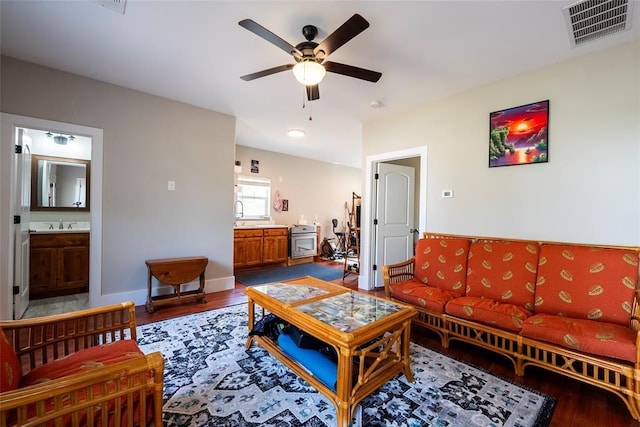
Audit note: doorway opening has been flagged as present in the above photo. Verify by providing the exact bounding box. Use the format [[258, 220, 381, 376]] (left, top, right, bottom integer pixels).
[[1, 114, 103, 320], [361, 147, 428, 291]]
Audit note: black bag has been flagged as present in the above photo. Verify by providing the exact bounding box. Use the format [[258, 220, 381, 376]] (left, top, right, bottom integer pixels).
[[286, 324, 324, 350], [249, 314, 285, 341]]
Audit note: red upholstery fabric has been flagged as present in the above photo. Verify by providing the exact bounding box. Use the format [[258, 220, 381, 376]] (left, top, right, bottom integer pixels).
[[0, 327, 21, 392], [521, 314, 637, 362], [390, 278, 461, 314], [22, 339, 143, 387], [445, 296, 533, 332], [14, 340, 152, 427], [414, 238, 471, 293], [534, 245, 639, 326], [466, 241, 539, 311]]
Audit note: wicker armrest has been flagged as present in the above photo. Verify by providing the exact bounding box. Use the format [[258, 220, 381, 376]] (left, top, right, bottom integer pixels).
[[0, 301, 137, 374], [0, 351, 164, 427], [381, 257, 416, 298]]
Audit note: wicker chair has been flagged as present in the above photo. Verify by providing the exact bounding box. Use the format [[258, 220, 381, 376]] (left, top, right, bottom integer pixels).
[[0, 301, 164, 427]]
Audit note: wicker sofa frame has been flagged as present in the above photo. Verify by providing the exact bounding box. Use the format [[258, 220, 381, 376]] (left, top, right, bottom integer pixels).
[[0, 301, 164, 427], [382, 232, 640, 421]]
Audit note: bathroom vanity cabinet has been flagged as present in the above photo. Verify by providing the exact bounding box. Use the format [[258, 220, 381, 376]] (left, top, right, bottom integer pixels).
[[29, 232, 89, 299]]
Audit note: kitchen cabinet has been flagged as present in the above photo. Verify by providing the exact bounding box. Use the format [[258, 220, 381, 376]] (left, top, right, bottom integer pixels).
[[30, 232, 89, 298], [263, 228, 288, 263], [234, 229, 264, 269], [234, 226, 289, 270]]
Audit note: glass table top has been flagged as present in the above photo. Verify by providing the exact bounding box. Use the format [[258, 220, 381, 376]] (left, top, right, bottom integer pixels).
[[296, 292, 405, 333], [251, 282, 330, 303]]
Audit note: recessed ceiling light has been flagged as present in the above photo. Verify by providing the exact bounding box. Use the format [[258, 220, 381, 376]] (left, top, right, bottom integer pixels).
[[287, 129, 305, 138]]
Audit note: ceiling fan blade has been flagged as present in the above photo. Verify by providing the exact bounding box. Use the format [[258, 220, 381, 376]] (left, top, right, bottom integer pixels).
[[314, 14, 369, 57], [240, 64, 294, 81], [239, 19, 302, 56], [306, 85, 320, 101], [324, 61, 382, 82]]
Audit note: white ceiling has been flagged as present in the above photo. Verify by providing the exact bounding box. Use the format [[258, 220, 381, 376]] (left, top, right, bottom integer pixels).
[[1, 1, 638, 168]]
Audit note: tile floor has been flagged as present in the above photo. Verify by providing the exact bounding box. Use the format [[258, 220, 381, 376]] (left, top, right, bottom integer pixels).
[[22, 293, 89, 318]]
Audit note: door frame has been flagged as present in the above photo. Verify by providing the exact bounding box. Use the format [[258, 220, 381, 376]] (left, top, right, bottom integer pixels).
[[360, 146, 428, 291], [0, 114, 103, 319]]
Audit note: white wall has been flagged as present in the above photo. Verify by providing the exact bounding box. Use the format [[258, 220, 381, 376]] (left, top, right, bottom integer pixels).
[[1, 56, 237, 311], [235, 145, 361, 239], [364, 41, 640, 246]]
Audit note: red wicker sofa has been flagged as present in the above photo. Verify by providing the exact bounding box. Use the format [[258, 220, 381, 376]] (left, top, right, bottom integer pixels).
[[382, 232, 640, 420], [0, 301, 164, 426]]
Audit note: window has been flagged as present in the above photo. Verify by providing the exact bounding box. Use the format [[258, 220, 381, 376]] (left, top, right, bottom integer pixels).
[[236, 175, 271, 220]]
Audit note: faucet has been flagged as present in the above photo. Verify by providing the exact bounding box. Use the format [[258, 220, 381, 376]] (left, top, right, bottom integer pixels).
[[58, 219, 64, 230], [233, 200, 244, 226]]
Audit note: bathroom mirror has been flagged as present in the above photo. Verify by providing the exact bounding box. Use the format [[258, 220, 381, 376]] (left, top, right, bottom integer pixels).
[[31, 155, 90, 211]]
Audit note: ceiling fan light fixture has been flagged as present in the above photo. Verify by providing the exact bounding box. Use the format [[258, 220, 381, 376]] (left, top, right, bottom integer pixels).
[[292, 61, 326, 86]]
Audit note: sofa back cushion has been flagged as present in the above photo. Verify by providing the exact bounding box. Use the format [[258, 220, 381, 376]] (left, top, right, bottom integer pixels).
[[466, 241, 540, 311], [414, 238, 471, 294], [534, 244, 639, 326], [0, 326, 21, 392]]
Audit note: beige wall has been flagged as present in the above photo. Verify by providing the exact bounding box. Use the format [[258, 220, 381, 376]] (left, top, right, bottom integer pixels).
[[364, 41, 640, 245], [235, 145, 361, 240], [1, 56, 237, 305]]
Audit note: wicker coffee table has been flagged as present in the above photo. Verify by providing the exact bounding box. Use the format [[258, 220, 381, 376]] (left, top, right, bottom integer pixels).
[[245, 276, 416, 427]]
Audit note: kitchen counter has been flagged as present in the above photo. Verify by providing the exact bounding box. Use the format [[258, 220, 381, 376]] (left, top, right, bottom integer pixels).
[[234, 225, 288, 229]]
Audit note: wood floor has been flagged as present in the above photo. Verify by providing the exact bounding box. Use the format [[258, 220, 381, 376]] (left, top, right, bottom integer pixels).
[[134, 262, 636, 427]]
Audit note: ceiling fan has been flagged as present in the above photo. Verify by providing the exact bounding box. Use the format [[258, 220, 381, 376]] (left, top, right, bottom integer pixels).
[[239, 14, 382, 101]]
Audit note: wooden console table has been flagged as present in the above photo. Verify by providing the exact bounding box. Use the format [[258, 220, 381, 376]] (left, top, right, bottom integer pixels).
[[145, 256, 208, 313]]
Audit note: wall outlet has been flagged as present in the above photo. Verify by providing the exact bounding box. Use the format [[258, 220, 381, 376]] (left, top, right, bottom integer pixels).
[[442, 189, 453, 198], [168, 181, 176, 191]]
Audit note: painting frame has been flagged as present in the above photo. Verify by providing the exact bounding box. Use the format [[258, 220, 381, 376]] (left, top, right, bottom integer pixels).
[[489, 100, 549, 168]]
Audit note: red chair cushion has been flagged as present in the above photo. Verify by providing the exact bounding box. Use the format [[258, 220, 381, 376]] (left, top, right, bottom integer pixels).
[[521, 314, 637, 362], [414, 238, 471, 293], [390, 278, 461, 314], [0, 327, 21, 392], [466, 241, 539, 311], [445, 296, 533, 332], [21, 339, 143, 387], [12, 340, 152, 427], [534, 245, 639, 326]]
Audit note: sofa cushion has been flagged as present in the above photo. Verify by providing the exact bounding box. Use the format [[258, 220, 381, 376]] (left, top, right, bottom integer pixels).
[[414, 238, 471, 293], [445, 296, 533, 332], [521, 314, 637, 362], [466, 241, 539, 311], [390, 278, 460, 314], [0, 327, 21, 392], [21, 339, 143, 387], [534, 245, 639, 326]]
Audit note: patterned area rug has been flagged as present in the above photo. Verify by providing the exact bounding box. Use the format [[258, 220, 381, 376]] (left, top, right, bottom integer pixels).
[[137, 304, 555, 426]]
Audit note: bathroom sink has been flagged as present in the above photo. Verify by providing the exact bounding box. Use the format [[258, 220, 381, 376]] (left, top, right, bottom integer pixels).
[[30, 228, 90, 234]]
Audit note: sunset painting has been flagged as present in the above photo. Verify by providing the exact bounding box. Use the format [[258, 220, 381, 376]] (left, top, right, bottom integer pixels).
[[489, 100, 549, 168]]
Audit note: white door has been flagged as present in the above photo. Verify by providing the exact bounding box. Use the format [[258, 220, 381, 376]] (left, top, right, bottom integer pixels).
[[372, 163, 415, 287], [14, 128, 31, 319]]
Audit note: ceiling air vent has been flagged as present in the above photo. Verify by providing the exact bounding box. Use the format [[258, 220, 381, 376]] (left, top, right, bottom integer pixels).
[[94, 0, 127, 15], [563, 0, 634, 47]]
